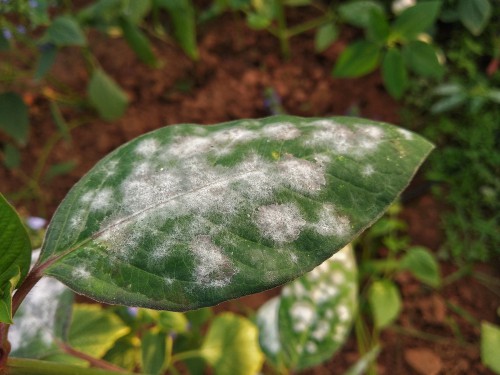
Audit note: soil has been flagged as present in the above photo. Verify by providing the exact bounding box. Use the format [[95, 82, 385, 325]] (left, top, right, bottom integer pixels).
[[1, 7, 499, 375]]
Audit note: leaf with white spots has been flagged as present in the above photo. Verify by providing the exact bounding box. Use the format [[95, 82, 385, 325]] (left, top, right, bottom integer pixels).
[[35, 116, 433, 311], [257, 245, 358, 371]]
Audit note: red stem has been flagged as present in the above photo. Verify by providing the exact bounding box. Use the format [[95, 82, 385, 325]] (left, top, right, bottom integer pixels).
[[58, 342, 127, 373]]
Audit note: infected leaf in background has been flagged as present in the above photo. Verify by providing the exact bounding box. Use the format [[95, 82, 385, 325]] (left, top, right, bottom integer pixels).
[[257, 245, 358, 371], [36, 116, 433, 311]]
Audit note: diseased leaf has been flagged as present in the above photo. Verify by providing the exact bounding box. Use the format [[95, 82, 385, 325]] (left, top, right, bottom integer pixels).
[[257, 245, 358, 371], [87, 69, 129, 121], [201, 313, 264, 375], [333, 41, 381, 77], [37, 116, 433, 311], [368, 280, 401, 329]]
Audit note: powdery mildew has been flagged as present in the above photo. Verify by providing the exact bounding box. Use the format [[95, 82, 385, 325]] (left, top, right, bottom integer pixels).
[[312, 204, 350, 237], [290, 301, 316, 332], [278, 156, 326, 194], [255, 203, 306, 244], [135, 138, 160, 157], [257, 297, 282, 354], [262, 122, 301, 140]]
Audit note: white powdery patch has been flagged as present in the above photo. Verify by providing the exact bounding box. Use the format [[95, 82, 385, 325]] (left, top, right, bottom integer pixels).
[[167, 136, 214, 158], [362, 164, 375, 177], [330, 270, 345, 285], [356, 125, 384, 151], [216, 127, 260, 144], [135, 138, 160, 157], [69, 210, 85, 229], [312, 204, 350, 237], [189, 236, 236, 288], [255, 203, 306, 244], [397, 128, 414, 140], [151, 242, 173, 261], [337, 305, 350, 322], [73, 265, 90, 280], [290, 301, 316, 332], [131, 161, 152, 176], [9, 278, 66, 352], [306, 341, 317, 354], [102, 159, 119, 177], [257, 297, 281, 354], [262, 122, 301, 140], [278, 156, 326, 194], [312, 320, 330, 341], [89, 188, 113, 211]]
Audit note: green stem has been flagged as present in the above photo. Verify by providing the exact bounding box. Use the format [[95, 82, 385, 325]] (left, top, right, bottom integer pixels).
[[442, 265, 472, 286], [58, 342, 127, 373], [170, 350, 203, 364], [287, 15, 333, 38], [4, 358, 134, 375], [274, 0, 290, 59]]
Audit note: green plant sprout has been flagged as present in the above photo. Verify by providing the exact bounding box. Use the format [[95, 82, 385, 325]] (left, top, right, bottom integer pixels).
[[0, 115, 433, 374]]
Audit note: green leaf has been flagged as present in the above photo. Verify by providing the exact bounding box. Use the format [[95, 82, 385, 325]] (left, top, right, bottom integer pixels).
[[68, 304, 130, 358], [257, 245, 358, 371], [46, 15, 87, 47], [103, 336, 140, 371], [87, 69, 129, 121], [123, 0, 152, 24], [118, 16, 158, 67], [156, 0, 199, 60], [141, 330, 168, 375], [10, 265, 74, 358], [344, 345, 381, 375], [338, 1, 385, 28], [201, 313, 264, 375], [333, 41, 381, 77], [368, 280, 401, 329], [49, 100, 72, 141], [430, 94, 467, 114], [0, 266, 21, 324], [315, 23, 338, 53], [0, 92, 30, 145], [34, 44, 58, 80], [382, 48, 408, 99], [391, 1, 442, 40], [402, 41, 444, 78], [401, 247, 440, 288], [481, 321, 500, 373], [0, 30, 10, 50], [0, 193, 31, 292], [2, 143, 21, 169], [366, 7, 390, 44], [37, 116, 433, 311], [458, 0, 492, 36], [44, 161, 76, 182]]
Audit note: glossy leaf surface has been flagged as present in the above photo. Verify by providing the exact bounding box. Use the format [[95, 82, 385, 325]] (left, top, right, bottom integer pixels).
[[257, 245, 357, 370], [38, 116, 433, 311]]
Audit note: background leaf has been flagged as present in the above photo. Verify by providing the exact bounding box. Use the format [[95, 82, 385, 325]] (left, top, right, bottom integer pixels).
[[458, 0, 492, 36], [0, 92, 30, 145], [315, 23, 338, 53], [0, 267, 21, 324], [401, 247, 440, 288], [141, 330, 168, 375], [391, 1, 441, 40], [382, 48, 408, 99], [333, 41, 381, 77], [368, 280, 401, 329], [87, 69, 129, 121], [45, 15, 87, 47], [402, 41, 444, 78], [37, 116, 433, 311], [118, 16, 158, 67], [481, 321, 500, 373], [338, 1, 385, 28], [201, 313, 264, 375]]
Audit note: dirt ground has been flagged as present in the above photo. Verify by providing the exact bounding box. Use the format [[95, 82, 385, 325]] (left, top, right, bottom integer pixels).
[[1, 9, 499, 375]]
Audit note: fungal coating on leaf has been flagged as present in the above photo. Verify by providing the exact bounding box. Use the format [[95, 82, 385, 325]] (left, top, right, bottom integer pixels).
[[278, 156, 326, 194], [262, 122, 301, 140], [257, 297, 281, 354], [312, 204, 350, 237], [255, 203, 307, 244], [290, 301, 316, 332]]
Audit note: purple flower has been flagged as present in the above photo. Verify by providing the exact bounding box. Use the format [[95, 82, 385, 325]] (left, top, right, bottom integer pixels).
[[29, 0, 38, 8], [127, 307, 139, 317], [1, 28, 12, 40], [26, 216, 47, 230]]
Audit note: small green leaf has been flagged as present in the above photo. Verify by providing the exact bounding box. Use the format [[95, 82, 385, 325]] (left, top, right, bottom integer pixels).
[[315, 23, 338, 53], [123, 0, 152, 24], [87, 69, 129, 121], [34, 44, 58, 80], [103, 336, 140, 371], [366, 8, 390, 44], [68, 304, 130, 358], [2, 143, 21, 169], [382, 48, 408, 99], [481, 321, 500, 373], [368, 280, 401, 329], [257, 245, 358, 371], [333, 41, 381, 77], [458, 0, 492, 36], [246, 12, 272, 30], [344, 345, 381, 375], [430, 94, 467, 114], [157, 0, 199, 60], [0, 266, 21, 324], [157, 311, 189, 334], [118, 16, 158, 67], [201, 313, 264, 375], [0, 92, 29, 145], [46, 15, 87, 47], [44, 161, 76, 182], [391, 1, 442, 40], [401, 247, 440, 288], [49, 101, 71, 141], [338, 1, 385, 28], [37, 116, 433, 311], [141, 330, 168, 375], [402, 41, 443, 78], [0, 193, 30, 292]]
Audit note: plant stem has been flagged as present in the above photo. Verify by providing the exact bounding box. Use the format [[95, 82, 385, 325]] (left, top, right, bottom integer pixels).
[[11, 265, 44, 318], [274, 0, 290, 59], [170, 349, 203, 364], [58, 342, 127, 373]]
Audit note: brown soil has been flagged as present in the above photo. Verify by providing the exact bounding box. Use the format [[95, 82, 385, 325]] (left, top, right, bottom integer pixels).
[[1, 10, 498, 375]]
